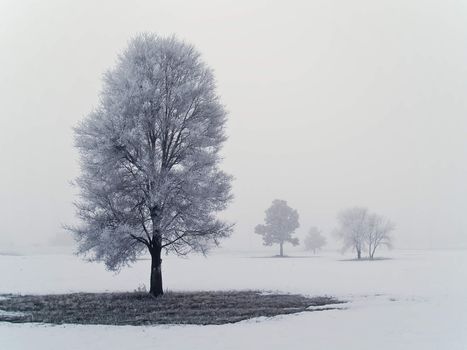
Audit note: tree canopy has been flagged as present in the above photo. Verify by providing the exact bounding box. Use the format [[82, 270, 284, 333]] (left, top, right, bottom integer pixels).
[[304, 227, 326, 254], [69, 33, 233, 296], [255, 199, 299, 256]]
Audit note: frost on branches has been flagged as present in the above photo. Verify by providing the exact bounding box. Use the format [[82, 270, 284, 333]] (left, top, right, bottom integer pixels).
[[334, 207, 395, 260], [68, 34, 233, 296]]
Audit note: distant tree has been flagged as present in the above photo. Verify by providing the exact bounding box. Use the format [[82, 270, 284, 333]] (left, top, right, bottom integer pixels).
[[366, 213, 395, 259], [68, 34, 233, 297], [304, 227, 326, 254], [255, 199, 299, 257], [334, 207, 368, 259]]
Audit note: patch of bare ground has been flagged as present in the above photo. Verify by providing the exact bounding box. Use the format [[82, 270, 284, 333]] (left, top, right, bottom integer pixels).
[[0, 291, 343, 325]]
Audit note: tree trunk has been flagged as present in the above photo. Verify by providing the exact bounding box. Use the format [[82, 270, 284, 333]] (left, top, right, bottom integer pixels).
[[357, 249, 361, 260], [279, 242, 283, 257], [370, 244, 377, 259], [149, 247, 163, 297]]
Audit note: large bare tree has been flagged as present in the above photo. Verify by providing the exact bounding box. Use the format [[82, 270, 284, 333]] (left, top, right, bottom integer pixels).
[[69, 34, 233, 297], [255, 199, 299, 257]]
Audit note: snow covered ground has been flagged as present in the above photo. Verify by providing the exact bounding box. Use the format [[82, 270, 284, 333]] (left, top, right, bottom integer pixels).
[[0, 249, 466, 349]]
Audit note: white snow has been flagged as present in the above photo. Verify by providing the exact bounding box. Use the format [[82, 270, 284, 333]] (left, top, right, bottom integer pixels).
[[1, 249, 466, 349]]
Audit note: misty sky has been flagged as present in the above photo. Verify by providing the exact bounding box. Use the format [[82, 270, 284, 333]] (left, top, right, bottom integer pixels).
[[1, 0, 466, 252]]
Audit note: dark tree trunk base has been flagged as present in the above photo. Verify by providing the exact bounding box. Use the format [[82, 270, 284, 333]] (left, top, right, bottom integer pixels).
[[149, 247, 163, 297]]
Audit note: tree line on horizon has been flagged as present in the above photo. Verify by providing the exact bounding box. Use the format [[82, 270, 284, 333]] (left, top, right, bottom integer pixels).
[[255, 199, 395, 260]]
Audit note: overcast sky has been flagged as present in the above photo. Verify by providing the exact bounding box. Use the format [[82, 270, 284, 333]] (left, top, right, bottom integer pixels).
[[1, 0, 466, 252]]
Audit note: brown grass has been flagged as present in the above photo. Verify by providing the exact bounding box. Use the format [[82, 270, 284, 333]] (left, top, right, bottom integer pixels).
[[0, 291, 343, 325]]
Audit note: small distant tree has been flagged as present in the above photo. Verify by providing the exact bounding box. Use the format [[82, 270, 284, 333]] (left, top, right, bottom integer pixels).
[[366, 213, 395, 259], [335, 207, 395, 260], [304, 227, 326, 254], [255, 199, 299, 257], [334, 207, 368, 259]]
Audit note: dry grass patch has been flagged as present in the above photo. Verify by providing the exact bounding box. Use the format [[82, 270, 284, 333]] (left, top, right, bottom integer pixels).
[[0, 291, 343, 325]]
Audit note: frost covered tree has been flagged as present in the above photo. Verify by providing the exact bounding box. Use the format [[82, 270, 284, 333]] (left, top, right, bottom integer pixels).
[[334, 207, 369, 259], [255, 199, 299, 257], [304, 226, 326, 254], [69, 34, 233, 297], [366, 213, 395, 259], [335, 207, 395, 259]]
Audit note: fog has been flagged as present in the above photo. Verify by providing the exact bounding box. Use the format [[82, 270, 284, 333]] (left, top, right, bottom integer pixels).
[[1, 0, 466, 253]]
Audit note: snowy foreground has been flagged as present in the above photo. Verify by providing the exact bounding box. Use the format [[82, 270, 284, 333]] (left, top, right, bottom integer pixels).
[[0, 249, 466, 349]]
